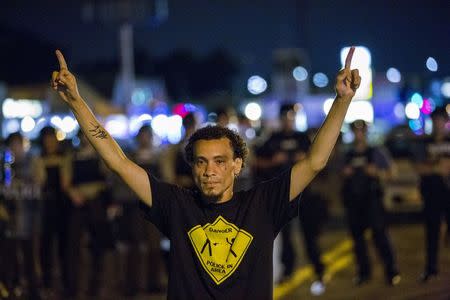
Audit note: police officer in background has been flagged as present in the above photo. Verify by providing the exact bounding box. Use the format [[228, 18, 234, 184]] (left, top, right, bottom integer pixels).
[[1, 132, 41, 299], [33, 126, 72, 298], [414, 107, 450, 282], [341, 120, 400, 286], [254, 103, 311, 281], [127, 125, 167, 294], [65, 130, 114, 298]]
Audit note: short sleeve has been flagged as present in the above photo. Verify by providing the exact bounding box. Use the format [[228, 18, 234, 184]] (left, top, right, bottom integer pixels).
[[139, 172, 185, 238], [251, 168, 300, 235]]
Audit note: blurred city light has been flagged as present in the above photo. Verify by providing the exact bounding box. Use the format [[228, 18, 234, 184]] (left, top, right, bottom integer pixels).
[[4, 119, 20, 137], [129, 113, 152, 135], [247, 75, 267, 95], [21, 116, 35, 133], [105, 115, 128, 139], [295, 108, 308, 132], [323, 98, 373, 123], [50, 116, 63, 128], [151, 114, 169, 138], [244, 102, 262, 121], [292, 66, 308, 81], [386, 68, 401, 83], [424, 117, 433, 134], [420, 98, 435, 115], [245, 128, 256, 140], [56, 130, 66, 141], [441, 81, 450, 98], [426, 57, 438, 72], [394, 103, 406, 120], [167, 115, 183, 144], [61, 116, 79, 133], [405, 102, 420, 119], [410, 93, 423, 108], [312, 73, 328, 88], [408, 119, 423, 134], [131, 88, 147, 105], [323, 98, 334, 115], [2, 98, 43, 119], [340, 46, 373, 100]]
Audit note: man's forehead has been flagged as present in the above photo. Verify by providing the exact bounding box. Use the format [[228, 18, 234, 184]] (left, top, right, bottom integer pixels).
[[193, 138, 233, 157]]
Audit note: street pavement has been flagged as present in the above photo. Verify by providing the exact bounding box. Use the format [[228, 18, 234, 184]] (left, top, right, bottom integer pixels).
[[70, 222, 450, 300]]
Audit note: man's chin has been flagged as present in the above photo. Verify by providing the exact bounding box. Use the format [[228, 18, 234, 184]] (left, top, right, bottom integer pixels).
[[201, 190, 221, 203]]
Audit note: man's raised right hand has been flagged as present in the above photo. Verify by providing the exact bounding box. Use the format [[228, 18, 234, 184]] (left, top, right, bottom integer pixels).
[[51, 50, 81, 104]]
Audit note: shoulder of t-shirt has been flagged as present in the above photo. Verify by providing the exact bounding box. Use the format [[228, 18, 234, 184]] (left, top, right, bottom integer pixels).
[[247, 167, 291, 191], [147, 171, 197, 198]]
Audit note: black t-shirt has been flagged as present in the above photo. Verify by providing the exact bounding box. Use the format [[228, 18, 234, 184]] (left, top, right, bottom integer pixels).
[[342, 146, 391, 200], [255, 131, 310, 180], [413, 135, 450, 193], [140, 169, 299, 300], [413, 136, 450, 165]]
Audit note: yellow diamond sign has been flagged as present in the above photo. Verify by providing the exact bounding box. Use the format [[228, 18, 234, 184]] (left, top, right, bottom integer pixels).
[[188, 215, 253, 285]]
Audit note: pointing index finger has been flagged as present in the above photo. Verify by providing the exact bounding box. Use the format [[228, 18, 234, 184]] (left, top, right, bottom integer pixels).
[[345, 46, 355, 69], [56, 50, 68, 70]]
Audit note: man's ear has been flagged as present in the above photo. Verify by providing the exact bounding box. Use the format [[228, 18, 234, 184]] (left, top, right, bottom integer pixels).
[[233, 157, 243, 176]]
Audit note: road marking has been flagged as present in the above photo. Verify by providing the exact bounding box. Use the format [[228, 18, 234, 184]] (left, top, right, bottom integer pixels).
[[274, 239, 353, 299]]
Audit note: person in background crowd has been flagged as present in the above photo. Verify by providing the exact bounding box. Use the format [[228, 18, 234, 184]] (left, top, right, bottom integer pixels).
[[254, 103, 312, 282], [161, 112, 198, 189], [341, 120, 400, 286], [32, 126, 72, 298], [299, 128, 328, 294], [120, 125, 167, 295], [64, 130, 114, 298], [414, 107, 450, 282], [0, 132, 41, 299]]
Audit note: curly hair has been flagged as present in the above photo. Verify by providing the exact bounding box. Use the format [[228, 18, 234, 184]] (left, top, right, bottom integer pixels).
[[184, 125, 248, 168]]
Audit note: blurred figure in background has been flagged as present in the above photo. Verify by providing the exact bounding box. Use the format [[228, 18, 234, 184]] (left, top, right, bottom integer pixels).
[[341, 120, 400, 286], [254, 103, 311, 281], [116, 125, 166, 296], [299, 128, 328, 294], [414, 107, 450, 282], [64, 130, 114, 298], [32, 126, 72, 297], [161, 112, 198, 189], [215, 107, 234, 128], [0, 132, 41, 299]]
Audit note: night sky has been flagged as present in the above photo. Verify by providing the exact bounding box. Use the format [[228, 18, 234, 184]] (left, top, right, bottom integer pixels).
[[1, 0, 449, 96]]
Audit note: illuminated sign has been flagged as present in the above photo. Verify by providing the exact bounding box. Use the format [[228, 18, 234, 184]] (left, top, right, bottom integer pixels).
[[340, 46, 372, 100], [2, 98, 44, 119]]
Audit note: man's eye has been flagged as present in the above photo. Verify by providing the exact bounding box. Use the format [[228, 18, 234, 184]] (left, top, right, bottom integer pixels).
[[216, 160, 225, 165], [196, 160, 205, 166]]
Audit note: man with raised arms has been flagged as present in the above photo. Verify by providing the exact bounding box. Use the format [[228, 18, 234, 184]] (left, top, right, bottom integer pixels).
[[51, 47, 360, 299]]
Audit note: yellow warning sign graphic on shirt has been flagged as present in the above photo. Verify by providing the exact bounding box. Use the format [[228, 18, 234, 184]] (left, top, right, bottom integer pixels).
[[188, 215, 253, 285]]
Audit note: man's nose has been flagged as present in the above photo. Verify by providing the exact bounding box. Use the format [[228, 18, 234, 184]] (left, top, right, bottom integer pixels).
[[203, 162, 216, 176]]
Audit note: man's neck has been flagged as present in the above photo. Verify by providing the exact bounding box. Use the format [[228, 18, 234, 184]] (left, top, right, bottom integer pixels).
[[202, 192, 234, 205]]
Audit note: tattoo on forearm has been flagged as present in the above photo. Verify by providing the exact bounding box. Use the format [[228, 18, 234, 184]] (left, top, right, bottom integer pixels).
[[88, 122, 108, 139]]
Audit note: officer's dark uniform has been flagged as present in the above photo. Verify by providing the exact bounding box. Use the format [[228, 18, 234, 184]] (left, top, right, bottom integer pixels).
[[415, 134, 450, 280], [65, 146, 113, 297], [255, 126, 312, 279], [342, 144, 399, 284]]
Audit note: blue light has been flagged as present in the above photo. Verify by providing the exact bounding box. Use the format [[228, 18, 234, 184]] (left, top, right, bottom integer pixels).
[[386, 68, 401, 83], [313, 73, 329, 88], [293, 66, 308, 81], [426, 57, 438, 72], [411, 93, 423, 108], [408, 119, 422, 131]]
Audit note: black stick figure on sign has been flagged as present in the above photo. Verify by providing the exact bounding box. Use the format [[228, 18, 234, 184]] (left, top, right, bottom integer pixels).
[[201, 238, 213, 256], [226, 238, 237, 258]]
